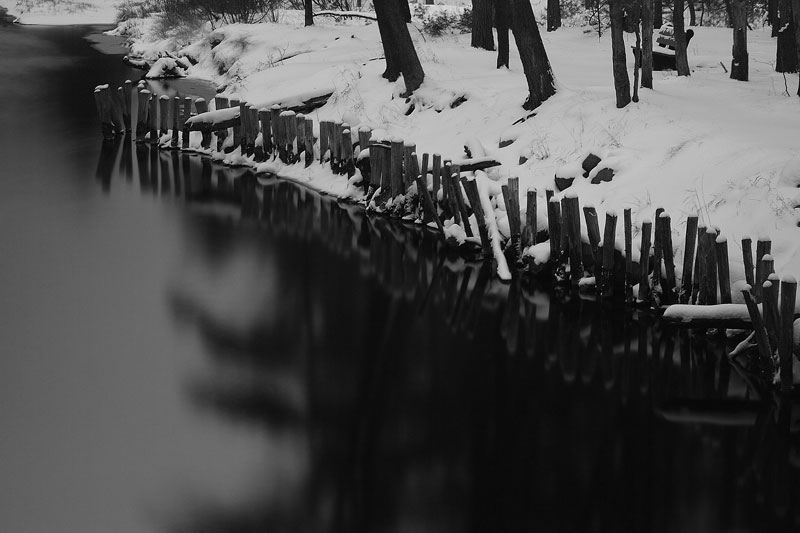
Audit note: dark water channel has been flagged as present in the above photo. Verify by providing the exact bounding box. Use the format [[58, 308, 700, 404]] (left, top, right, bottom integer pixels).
[[1, 24, 798, 533]]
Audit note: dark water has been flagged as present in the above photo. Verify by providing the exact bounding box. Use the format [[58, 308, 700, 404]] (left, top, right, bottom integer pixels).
[[1, 24, 798, 533]]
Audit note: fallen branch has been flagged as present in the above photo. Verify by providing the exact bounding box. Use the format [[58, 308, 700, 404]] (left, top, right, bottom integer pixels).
[[314, 10, 377, 20]]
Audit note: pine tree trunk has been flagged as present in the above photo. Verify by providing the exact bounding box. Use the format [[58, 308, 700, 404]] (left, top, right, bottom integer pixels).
[[642, 0, 654, 88], [654, 0, 663, 28], [674, 0, 690, 75], [723, 0, 734, 26], [777, 0, 799, 72], [472, 0, 496, 50], [610, 0, 631, 107], [373, 0, 425, 94], [730, 0, 748, 80], [547, 0, 562, 31], [496, 0, 510, 68], [687, 0, 696, 25], [508, 0, 557, 109], [769, 0, 779, 36], [304, 0, 313, 26]]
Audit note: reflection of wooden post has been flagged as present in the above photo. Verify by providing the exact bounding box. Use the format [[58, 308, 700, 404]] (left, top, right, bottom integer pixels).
[[681, 215, 698, 303], [639, 219, 652, 304], [779, 277, 796, 392]]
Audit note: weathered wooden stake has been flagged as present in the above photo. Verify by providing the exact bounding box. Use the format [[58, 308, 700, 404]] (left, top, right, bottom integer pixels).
[[450, 174, 473, 237], [117, 86, 130, 133], [271, 105, 283, 158], [659, 213, 677, 304], [148, 94, 158, 144], [123, 80, 133, 131], [760, 253, 775, 293], [415, 174, 445, 236], [342, 128, 355, 177], [763, 275, 780, 348], [171, 96, 180, 148], [583, 205, 601, 269], [304, 117, 314, 167], [462, 178, 492, 256], [158, 94, 169, 137], [741, 236, 754, 288], [229, 97, 241, 149], [249, 105, 260, 156], [714, 234, 732, 303], [390, 138, 404, 198], [403, 142, 416, 190], [562, 193, 583, 287], [136, 88, 150, 141], [525, 189, 537, 247], [182, 96, 192, 150], [432, 153, 442, 203], [94, 85, 114, 140], [754, 237, 772, 302], [194, 98, 211, 149], [601, 211, 618, 298], [358, 127, 371, 156], [547, 195, 562, 263], [332, 120, 342, 170], [680, 215, 699, 303], [742, 288, 774, 364], [639, 219, 652, 303], [284, 111, 297, 163], [691, 224, 706, 304], [258, 108, 271, 156], [779, 277, 797, 391]]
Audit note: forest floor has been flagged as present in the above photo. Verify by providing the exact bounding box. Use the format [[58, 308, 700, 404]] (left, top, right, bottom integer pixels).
[[4, 0, 800, 294]]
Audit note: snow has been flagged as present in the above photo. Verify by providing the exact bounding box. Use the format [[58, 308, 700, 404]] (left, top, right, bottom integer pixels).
[[662, 303, 751, 323], [0, 0, 117, 24]]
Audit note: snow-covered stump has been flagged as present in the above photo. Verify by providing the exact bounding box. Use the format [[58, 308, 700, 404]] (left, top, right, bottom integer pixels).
[[136, 88, 150, 142], [147, 95, 158, 145], [170, 96, 180, 148], [680, 215, 699, 304], [358, 127, 371, 159], [431, 153, 442, 205], [741, 236, 755, 288], [600, 211, 617, 299], [561, 193, 582, 288], [583, 205, 601, 269], [181, 97, 192, 150], [158, 95, 169, 139], [450, 173, 473, 238], [304, 117, 314, 168], [462, 178, 491, 256], [779, 277, 797, 392], [193, 98, 211, 149], [546, 194, 562, 265], [754, 237, 772, 302], [524, 189, 537, 247], [715, 235, 732, 304], [390, 139, 404, 199], [415, 174, 445, 236], [639, 219, 653, 304], [624, 208, 633, 302], [341, 128, 355, 177]]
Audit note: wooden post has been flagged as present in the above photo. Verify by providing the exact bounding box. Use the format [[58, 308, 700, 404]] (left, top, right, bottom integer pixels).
[[741, 236, 754, 288], [639, 219, 652, 303], [194, 98, 211, 149], [171, 96, 180, 148], [148, 94, 158, 144], [462, 178, 492, 256], [779, 277, 797, 392], [93, 85, 114, 141], [296, 115, 306, 161], [525, 189, 537, 247], [213, 97, 229, 151], [502, 178, 521, 246], [547, 195, 562, 263], [368, 140, 380, 190], [258, 108, 272, 156], [700, 227, 718, 304], [432, 153, 442, 204], [304, 117, 314, 167], [692, 223, 706, 304], [742, 288, 774, 364], [754, 237, 772, 302], [763, 275, 780, 348], [681, 215, 699, 303], [415, 175, 445, 236], [116, 86, 129, 133], [136, 88, 150, 141], [624, 208, 633, 301], [182, 96, 192, 149], [445, 164, 461, 225], [420, 153, 429, 183], [390, 138, 404, 198], [123, 80, 133, 132], [229, 97, 241, 149], [659, 213, 676, 304], [760, 253, 775, 292], [249, 105, 260, 157], [342, 128, 355, 176], [450, 174, 473, 236], [403, 142, 416, 190], [583, 205, 601, 269], [284, 111, 297, 163], [562, 193, 583, 287], [332, 120, 342, 170], [319, 120, 329, 163], [158, 94, 169, 137], [715, 235, 732, 304], [358, 127, 371, 156], [271, 105, 283, 159], [601, 211, 618, 298]]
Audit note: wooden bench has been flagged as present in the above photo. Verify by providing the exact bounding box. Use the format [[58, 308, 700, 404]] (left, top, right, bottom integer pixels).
[[631, 28, 694, 71]]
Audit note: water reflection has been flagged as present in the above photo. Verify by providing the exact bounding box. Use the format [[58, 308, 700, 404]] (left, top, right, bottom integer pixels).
[[95, 139, 800, 532]]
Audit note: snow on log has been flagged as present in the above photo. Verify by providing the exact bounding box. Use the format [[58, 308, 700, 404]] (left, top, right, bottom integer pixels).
[[661, 303, 752, 329], [314, 10, 377, 20], [447, 156, 501, 173], [657, 399, 762, 426]]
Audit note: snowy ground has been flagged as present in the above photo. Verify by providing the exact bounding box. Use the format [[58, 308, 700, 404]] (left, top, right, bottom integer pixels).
[[0, 0, 118, 24], [5, 1, 800, 291]]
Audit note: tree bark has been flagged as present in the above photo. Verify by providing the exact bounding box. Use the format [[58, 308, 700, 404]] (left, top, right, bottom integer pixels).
[[373, 0, 425, 94], [674, 0, 690, 75], [472, 0, 496, 50], [508, 0, 557, 109], [687, 0, 696, 25], [769, 0, 779, 36], [496, 0, 510, 68], [723, 0, 734, 26], [654, 0, 663, 28], [610, 0, 631, 107], [304, 0, 313, 26], [730, 0, 748, 80], [642, 0, 654, 88], [547, 0, 562, 31], [794, 0, 800, 94], [777, 0, 799, 72]]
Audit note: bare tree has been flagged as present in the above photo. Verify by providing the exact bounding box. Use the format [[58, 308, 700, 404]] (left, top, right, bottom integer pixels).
[[472, 0, 496, 50], [730, 0, 748, 80], [305, 0, 313, 26], [373, 0, 425, 94], [508, 0, 557, 109], [654, 0, 663, 28], [610, 0, 631, 107], [641, 0, 655, 88], [547, 0, 562, 31], [496, 0, 510, 68], [794, 0, 800, 94], [674, 0, 690, 75], [776, 0, 799, 73]]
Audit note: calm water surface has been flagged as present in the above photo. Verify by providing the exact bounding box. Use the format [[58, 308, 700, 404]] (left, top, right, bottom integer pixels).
[[0, 23, 797, 533]]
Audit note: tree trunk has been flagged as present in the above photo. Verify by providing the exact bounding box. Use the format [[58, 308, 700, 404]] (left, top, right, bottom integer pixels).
[[373, 0, 425, 94], [472, 0, 496, 50], [633, 26, 641, 101], [687, 0, 696, 25], [547, 0, 562, 31], [730, 0, 748, 80], [508, 0, 557, 109], [769, 0, 779, 36], [496, 0, 510, 68], [794, 0, 800, 94], [304, 0, 313, 26], [654, 0, 663, 28], [777, 0, 799, 72], [642, 0, 654, 88], [723, 0, 734, 27], [610, 0, 631, 107], [674, 0, 690, 75]]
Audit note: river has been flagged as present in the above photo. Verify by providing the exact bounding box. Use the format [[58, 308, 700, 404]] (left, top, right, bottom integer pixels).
[[0, 22, 797, 533]]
